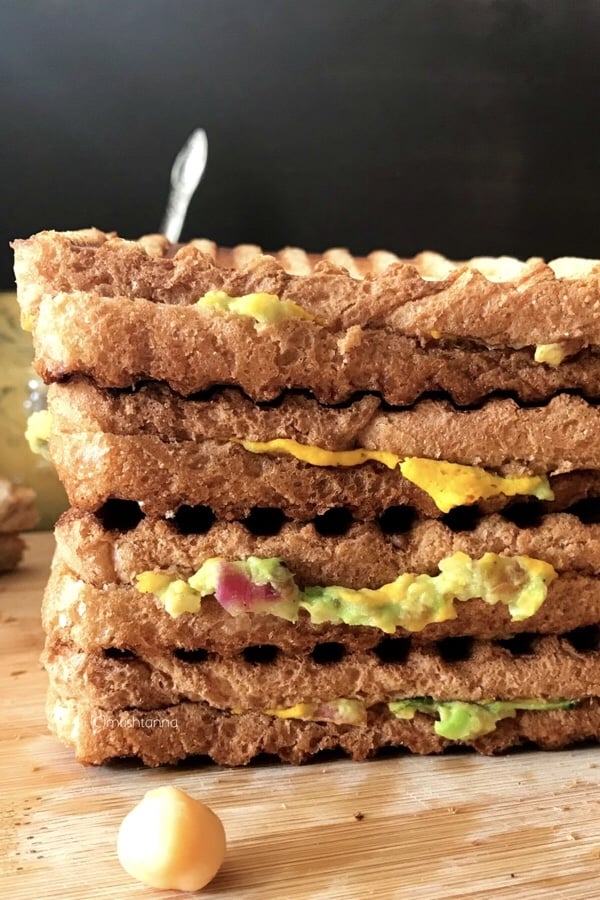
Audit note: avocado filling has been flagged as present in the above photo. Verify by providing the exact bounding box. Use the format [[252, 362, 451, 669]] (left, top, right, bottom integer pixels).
[[136, 551, 556, 630], [243, 696, 575, 740], [238, 438, 554, 513], [387, 698, 574, 740], [196, 290, 316, 324]]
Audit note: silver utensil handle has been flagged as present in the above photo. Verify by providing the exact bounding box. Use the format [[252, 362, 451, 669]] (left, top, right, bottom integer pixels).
[[160, 129, 208, 243]]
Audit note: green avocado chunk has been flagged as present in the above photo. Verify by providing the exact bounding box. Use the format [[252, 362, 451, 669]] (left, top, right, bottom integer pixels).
[[387, 698, 574, 741]]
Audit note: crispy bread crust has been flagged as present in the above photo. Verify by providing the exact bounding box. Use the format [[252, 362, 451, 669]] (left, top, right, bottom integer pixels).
[[14, 229, 600, 342], [28, 292, 600, 403], [13, 229, 600, 402], [45, 636, 600, 709], [47, 689, 600, 765], [33, 299, 600, 403], [49, 379, 600, 474], [56, 509, 600, 586], [48, 431, 440, 517]]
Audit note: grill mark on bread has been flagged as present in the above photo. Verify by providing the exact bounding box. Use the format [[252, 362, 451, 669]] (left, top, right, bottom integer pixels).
[[36, 341, 600, 406], [312, 508, 354, 537], [441, 506, 483, 532], [96, 381, 600, 413], [241, 507, 288, 537], [566, 497, 600, 524], [44, 635, 600, 712], [66, 630, 600, 672], [309, 642, 348, 665], [435, 637, 475, 662], [95, 499, 145, 532], [172, 505, 215, 535], [493, 634, 537, 657], [61, 508, 600, 583], [173, 648, 209, 664], [564, 625, 600, 653], [500, 502, 546, 529], [242, 645, 280, 665], [372, 638, 411, 664]]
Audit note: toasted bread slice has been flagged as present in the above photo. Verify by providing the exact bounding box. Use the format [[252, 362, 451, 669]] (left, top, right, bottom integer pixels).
[[45, 635, 600, 710], [13, 229, 600, 403], [47, 688, 600, 765]]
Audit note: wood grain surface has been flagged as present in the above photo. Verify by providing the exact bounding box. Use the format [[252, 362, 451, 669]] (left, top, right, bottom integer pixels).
[[3, 533, 600, 899]]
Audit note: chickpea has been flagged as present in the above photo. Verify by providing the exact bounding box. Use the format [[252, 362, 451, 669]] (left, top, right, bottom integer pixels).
[[117, 786, 226, 891]]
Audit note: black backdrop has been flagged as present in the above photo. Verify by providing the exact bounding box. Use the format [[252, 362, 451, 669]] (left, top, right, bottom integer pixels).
[[3, 0, 600, 287]]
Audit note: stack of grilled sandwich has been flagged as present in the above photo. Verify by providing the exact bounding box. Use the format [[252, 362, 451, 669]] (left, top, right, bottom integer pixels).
[[12, 227, 600, 765]]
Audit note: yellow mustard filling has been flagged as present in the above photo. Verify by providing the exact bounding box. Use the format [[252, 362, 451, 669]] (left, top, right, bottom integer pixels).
[[28, 389, 552, 516], [137, 550, 556, 630], [196, 290, 315, 324], [399, 457, 553, 513], [238, 438, 554, 513], [237, 438, 400, 470]]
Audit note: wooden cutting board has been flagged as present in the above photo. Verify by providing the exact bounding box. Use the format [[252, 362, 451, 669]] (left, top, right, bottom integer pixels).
[[3, 533, 600, 900]]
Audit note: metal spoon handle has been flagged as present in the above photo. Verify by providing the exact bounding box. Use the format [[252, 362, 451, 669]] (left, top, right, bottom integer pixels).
[[160, 129, 208, 243]]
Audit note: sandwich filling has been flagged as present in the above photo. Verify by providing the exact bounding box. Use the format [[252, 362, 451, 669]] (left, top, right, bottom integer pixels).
[[137, 551, 556, 631], [262, 696, 574, 740], [534, 343, 572, 367], [387, 697, 573, 739], [197, 290, 316, 324], [238, 439, 554, 512]]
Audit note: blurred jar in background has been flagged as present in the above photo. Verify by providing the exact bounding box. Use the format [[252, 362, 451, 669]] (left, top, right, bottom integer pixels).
[[0, 292, 67, 529]]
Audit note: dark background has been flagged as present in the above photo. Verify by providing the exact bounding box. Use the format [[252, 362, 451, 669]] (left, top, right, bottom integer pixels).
[[2, 0, 600, 287]]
